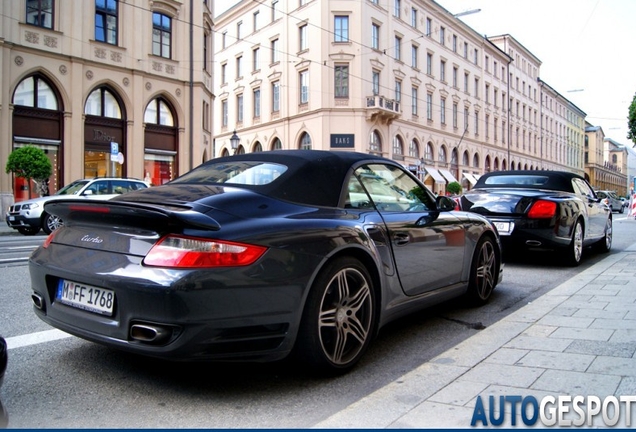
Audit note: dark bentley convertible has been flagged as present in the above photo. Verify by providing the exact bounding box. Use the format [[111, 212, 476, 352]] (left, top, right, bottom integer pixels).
[[29, 150, 503, 373], [459, 170, 612, 266]]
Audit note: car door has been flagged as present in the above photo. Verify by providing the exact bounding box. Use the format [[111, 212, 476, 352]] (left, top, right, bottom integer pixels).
[[351, 163, 465, 296], [573, 178, 607, 241]]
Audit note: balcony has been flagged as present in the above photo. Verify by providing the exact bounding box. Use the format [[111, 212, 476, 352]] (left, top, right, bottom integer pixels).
[[366, 95, 401, 124]]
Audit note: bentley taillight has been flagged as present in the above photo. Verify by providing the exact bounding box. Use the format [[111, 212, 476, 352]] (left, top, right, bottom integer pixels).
[[143, 235, 267, 268], [527, 200, 557, 219]]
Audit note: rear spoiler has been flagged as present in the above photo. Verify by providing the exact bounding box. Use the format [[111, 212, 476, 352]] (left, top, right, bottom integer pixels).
[[43, 199, 221, 232]]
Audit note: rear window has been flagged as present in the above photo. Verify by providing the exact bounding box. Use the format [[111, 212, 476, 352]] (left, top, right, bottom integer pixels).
[[482, 175, 550, 187], [171, 161, 288, 186]]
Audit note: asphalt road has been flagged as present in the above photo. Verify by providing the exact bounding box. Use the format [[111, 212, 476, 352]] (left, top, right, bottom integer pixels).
[[1, 216, 634, 428]]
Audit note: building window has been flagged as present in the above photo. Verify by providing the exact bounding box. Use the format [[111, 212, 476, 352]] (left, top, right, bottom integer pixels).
[[144, 98, 174, 126], [426, 53, 432, 75], [299, 70, 309, 104], [152, 12, 171, 58], [411, 45, 418, 69], [440, 97, 446, 124], [272, 81, 280, 112], [453, 66, 458, 88], [237, 94, 244, 123], [474, 111, 479, 135], [271, 38, 279, 63], [299, 24, 308, 51], [222, 100, 228, 127], [464, 107, 469, 131], [253, 88, 261, 118], [439, 26, 445, 45], [334, 16, 349, 42], [222, 31, 227, 49], [411, 8, 417, 28], [95, 0, 118, 45], [84, 87, 122, 118], [426, 142, 434, 161], [394, 36, 401, 61], [221, 63, 227, 85], [440, 60, 446, 82], [463, 42, 468, 59], [335, 65, 349, 98], [203, 30, 210, 71], [393, 0, 400, 18], [253, 10, 259, 32], [452, 102, 458, 128], [13, 75, 58, 110], [395, 80, 402, 103], [252, 47, 260, 72], [411, 86, 418, 116], [271, 0, 279, 21], [372, 23, 380, 50], [237, 21, 242, 40], [300, 132, 312, 150], [369, 130, 382, 153], [393, 136, 404, 157], [439, 146, 447, 164], [26, 0, 53, 29], [426, 92, 432, 120], [426, 17, 431, 37], [236, 55, 242, 79], [372, 70, 380, 95], [452, 35, 457, 52]]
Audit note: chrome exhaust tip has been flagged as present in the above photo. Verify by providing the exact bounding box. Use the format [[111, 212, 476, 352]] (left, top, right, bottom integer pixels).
[[130, 324, 170, 344], [31, 293, 45, 310]]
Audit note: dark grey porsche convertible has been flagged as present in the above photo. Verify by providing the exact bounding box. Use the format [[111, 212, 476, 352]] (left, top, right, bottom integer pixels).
[[29, 150, 503, 373]]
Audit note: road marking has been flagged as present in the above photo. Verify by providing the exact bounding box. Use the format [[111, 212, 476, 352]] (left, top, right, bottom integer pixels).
[[0, 257, 29, 263], [7, 246, 37, 250], [6, 329, 73, 350]]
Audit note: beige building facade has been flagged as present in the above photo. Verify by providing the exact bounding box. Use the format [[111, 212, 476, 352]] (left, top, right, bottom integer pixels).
[[584, 126, 628, 196], [0, 0, 216, 214], [214, 0, 587, 194]]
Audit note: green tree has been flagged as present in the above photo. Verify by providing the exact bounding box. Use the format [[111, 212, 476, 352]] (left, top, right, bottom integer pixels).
[[5, 145, 53, 198], [628, 92, 636, 145], [447, 181, 462, 195]]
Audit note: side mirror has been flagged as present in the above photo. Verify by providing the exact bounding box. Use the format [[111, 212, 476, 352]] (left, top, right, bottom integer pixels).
[[436, 196, 456, 212], [83, 190, 94, 196]]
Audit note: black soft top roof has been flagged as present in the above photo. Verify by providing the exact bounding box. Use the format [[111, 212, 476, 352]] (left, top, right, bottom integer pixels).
[[172, 150, 390, 207], [474, 170, 584, 193]]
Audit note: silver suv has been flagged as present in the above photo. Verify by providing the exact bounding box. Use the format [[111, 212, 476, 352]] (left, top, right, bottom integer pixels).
[[596, 190, 623, 214], [5, 177, 149, 235]]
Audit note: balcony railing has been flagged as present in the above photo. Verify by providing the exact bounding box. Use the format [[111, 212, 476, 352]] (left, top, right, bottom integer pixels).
[[366, 95, 401, 124]]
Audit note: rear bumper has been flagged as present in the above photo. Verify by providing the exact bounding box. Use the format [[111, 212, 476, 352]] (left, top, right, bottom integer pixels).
[[5, 213, 40, 229]]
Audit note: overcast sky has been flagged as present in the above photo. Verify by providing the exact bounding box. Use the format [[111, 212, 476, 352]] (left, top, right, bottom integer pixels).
[[214, 0, 636, 147]]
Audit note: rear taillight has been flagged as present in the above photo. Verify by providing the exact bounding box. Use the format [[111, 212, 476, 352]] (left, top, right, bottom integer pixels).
[[527, 200, 557, 219], [42, 228, 62, 248], [143, 235, 267, 268]]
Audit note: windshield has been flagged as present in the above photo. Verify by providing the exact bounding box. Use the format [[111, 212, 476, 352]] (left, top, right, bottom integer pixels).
[[171, 161, 288, 186], [56, 180, 90, 195]]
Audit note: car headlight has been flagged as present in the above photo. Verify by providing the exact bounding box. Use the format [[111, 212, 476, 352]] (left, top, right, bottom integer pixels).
[[22, 203, 39, 210]]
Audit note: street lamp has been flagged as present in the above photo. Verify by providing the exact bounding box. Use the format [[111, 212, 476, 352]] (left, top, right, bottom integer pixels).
[[230, 130, 240, 154]]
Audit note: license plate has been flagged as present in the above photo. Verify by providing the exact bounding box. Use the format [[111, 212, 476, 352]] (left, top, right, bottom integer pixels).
[[493, 221, 513, 235], [56, 279, 115, 316], [8, 216, 15, 221]]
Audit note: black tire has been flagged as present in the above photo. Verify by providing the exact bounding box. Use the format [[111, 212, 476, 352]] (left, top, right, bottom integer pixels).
[[42, 212, 63, 235], [595, 217, 612, 254], [295, 257, 376, 374], [619, 206, 624, 214], [564, 220, 584, 266], [17, 226, 39, 236], [465, 236, 498, 305]]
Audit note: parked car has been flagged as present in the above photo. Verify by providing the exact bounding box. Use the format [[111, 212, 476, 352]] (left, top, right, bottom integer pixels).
[[0, 335, 7, 428], [458, 170, 612, 266], [6, 177, 149, 235], [29, 150, 503, 374], [595, 190, 623, 214]]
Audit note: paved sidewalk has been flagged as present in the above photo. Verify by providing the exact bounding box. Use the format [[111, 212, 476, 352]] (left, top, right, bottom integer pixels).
[[315, 247, 636, 428]]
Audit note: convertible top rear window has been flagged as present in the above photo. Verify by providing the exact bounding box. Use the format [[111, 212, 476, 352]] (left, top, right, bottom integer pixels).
[[171, 162, 287, 186], [483, 175, 550, 186]]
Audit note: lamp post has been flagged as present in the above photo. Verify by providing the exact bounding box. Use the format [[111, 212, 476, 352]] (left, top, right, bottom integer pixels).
[[230, 130, 240, 154]]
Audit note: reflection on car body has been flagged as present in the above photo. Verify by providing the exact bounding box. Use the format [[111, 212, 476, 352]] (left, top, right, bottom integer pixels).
[[29, 150, 503, 374]]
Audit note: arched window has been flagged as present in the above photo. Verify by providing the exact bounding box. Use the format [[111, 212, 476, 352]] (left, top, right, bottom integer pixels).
[[13, 75, 58, 110], [369, 130, 382, 153], [462, 151, 469, 166], [299, 132, 312, 150], [85, 87, 122, 118], [253, 141, 263, 153], [409, 138, 419, 158], [271, 137, 282, 150], [144, 98, 174, 126], [425, 142, 434, 161], [439, 146, 447, 164], [472, 153, 480, 168], [393, 135, 404, 157]]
